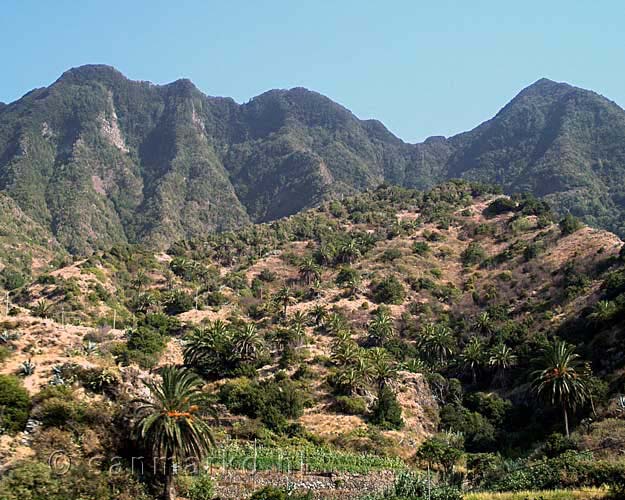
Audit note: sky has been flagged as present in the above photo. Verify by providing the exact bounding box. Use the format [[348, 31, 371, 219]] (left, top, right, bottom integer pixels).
[[1, 1, 624, 143]]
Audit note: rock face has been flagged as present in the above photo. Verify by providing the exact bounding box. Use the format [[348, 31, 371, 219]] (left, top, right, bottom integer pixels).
[[3, 65, 625, 255]]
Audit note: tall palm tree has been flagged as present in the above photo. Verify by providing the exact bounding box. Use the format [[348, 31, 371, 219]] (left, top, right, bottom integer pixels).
[[299, 258, 321, 285], [232, 323, 264, 362], [474, 312, 494, 334], [134, 366, 215, 500], [418, 323, 456, 366], [489, 343, 517, 387], [368, 347, 397, 389], [309, 304, 327, 327], [337, 240, 361, 264], [274, 286, 295, 318], [531, 340, 589, 437], [367, 309, 394, 346], [460, 337, 485, 384], [331, 340, 360, 366]]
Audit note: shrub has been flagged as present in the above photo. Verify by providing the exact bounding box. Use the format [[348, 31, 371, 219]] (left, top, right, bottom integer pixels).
[[162, 290, 194, 315], [461, 242, 486, 266], [334, 395, 367, 415], [381, 248, 403, 262], [485, 197, 517, 216], [219, 377, 306, 432], [370, 386, 403, 430], [413, 241, 431, 256], [559, 214, 583, 235], [178, 474, 214, 500], [371, 275, 405, 305], [1, 270, 26, 290], [0, 375, 31, 433], [250, 486, 287, 500]]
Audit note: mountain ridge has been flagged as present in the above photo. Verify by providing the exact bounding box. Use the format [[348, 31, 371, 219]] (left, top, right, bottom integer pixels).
[[1, 65, 625, 257]]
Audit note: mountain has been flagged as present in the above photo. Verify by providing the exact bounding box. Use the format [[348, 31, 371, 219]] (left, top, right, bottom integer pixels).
[[1, 65, 625, 255]]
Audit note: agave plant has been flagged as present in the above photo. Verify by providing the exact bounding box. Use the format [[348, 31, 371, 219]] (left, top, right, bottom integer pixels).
[[83, 341, 99, 356], [19, 359, 36, 376]]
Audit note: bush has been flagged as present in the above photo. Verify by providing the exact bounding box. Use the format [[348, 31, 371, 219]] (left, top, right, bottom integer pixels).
[[381, 248, 403, 262], [1, 269, 26, 290], [485, 197, 517, 216], [219, 377, 306, 433], [250, 486, 287, 500], [413, 241, 431, 256], [370, 386, 403, 430], [178, 474, 214, 500], [371, 275, 405, 305], [163, 290, 194, 315], [334, 395, 367, 415], [559, 214, 583, 235], [0, 375, 31, 434], [461, 242, 486, 266]]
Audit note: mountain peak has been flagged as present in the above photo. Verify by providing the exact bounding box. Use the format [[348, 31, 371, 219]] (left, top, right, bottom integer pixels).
[[55, 64, 127, 87]]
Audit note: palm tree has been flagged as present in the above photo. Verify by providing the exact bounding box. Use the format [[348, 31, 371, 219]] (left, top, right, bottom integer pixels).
[[368, 348, 397, 389], [474, 312, 494, 334], [232, 323, 264, 362], [331, 340, 360, 366], [317, 244, 336, 266], [337, 240, 361, 264], [290, 310, 308, 328], [183, 320, 230, 369], [460, 337, 485, 384], [531, 340, 589, 437], [489, 343, 517, 387], [325, 312, 345, 335], [418, 323, 456, 366], [309, 305, 327, 327], [367, 309, 394, 346], [134, 366, 215, 500], [588, 300, 617, 323], [274, 286, 295, 318], [299, 258, 321, 285]]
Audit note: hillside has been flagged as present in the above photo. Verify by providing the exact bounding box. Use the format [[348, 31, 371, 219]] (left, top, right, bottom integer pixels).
[[2, 66, 625, 257], [1, 181, 624, 499]]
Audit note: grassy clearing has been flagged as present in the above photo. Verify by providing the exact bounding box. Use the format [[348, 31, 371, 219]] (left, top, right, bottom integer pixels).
[[464, 487, 607, 500]]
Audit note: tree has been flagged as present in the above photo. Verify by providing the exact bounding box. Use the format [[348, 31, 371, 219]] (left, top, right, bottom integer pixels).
[[474, 312, 493, 334], [308, 305, 327, 327], [418, 323, 456, 366], [559, 214, 582, 236], [273, 287, 295, 318], [337, 240, 361, 264], [367, 308, 394, 346], [371, 275, 405, 305], [298, 258, 321, 285], [134, 366, 215, 500], [371, 386, 403, 430], [0, 375, 31, 433], [416, 434, 464, 478], [531, 340, 589, 437], [231, 323, 264, 362], [488, 343, 516, 387], [368, 348, 397, 389], [460, 337, 485, 385]]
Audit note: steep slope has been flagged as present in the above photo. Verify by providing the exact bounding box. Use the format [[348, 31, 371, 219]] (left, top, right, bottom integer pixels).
[[440, 78, 625, 236], [0, 193, 64, 283], [2, 66, 625, 256]]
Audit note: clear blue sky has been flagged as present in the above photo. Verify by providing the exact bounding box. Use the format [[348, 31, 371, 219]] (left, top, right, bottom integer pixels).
[[1, 1, 623, 142]]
